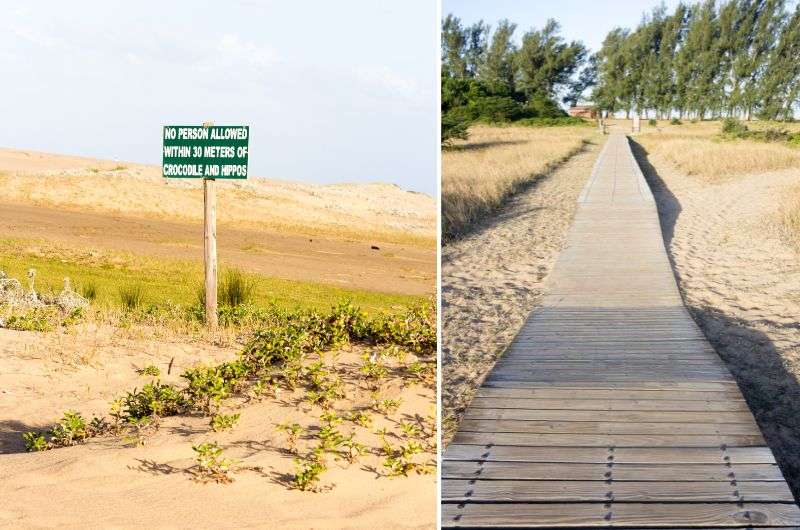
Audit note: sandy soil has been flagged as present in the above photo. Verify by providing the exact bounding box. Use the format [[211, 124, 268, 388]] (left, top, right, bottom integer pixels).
[[633, 140, 800, 499], [0, 148, 435, 296], [0, 202, 433, 296], [0, 326, 435, 528], [440, 139, 603, 441]]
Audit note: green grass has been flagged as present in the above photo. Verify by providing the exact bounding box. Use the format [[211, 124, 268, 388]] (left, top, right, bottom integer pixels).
[[0, 239, 422, 314]]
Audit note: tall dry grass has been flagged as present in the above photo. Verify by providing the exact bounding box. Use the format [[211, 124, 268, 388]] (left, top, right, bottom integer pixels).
[[626, 119, 800, 249], [442, 124, 598, 239], [631, 120, 800, 182], [780, 185, 800, 250]]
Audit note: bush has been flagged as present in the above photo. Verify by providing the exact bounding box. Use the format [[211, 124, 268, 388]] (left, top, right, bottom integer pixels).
[[119, 284, 145, 310], [670, 118, 682, 125], [441, 109, 471, 146], [648, 118, 657, 126], [515, 117, 588, 127], [762, 127, 789, 142], [469, 96, 525, 123], [722, 118, 749, 137], [219, 269, 255, 307], [6, 307, 57, 332], [118, 382, 186, 422], [523, 93, 567, 119]]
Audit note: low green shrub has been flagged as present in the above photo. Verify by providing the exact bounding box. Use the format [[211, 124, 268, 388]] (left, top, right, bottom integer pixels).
[[193, 442, 236, 483], [648, 118, 657, 126], [119, 284, 145, 310], [118, 381, 186, 422], [210, 413, 241, 432], [515, 116, 588, 127], [670, 118, 682, 125], [6, 307, 57, 332], [722, 117, 749, 137]]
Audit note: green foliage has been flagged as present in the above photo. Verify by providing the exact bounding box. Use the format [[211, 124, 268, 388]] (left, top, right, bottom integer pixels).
[[118, 283, 145, 310], [720, 119, 797, 145], [5, 307, 56, 332], [345, 410, 372, 428], [648, 118, 658, 126], [210, 413, 241, 432], [670, 117, 682, 125], [79, 282, 97, 301], [22, 411, 109, 451], [591, 1, 800, 120], [722, 118, 749, 136], [49, 410, 89, 447], [219, 269, 256, 307], [192, 442, 236, 483], [292, 452, 326, 491], [359, 353, 388, 381], [136, 365, 161, 377], [182, 361, 247, 413], [378, 431, 431, 478], [276, 422, 304, 453], [19, 298, 436, 454], [119, 381, 186, 422], [515, 116, 588, 127], [22, 432, 47, 452], [304, 362, 344, 408]]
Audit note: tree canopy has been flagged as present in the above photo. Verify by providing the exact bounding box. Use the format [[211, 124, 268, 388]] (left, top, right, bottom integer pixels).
[[441, 15, 592, 144], [593, 0, 800, 120]]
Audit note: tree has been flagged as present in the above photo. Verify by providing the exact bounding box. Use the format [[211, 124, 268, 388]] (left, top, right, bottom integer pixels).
[[515, 19, 587, 100], [479, 19, 517, 95], [759, 3, 800, 119], [442, 15, 468, 79], [594, 28, 632, 115], [464, 21, 491, 77], [564, 53, 599, 107]]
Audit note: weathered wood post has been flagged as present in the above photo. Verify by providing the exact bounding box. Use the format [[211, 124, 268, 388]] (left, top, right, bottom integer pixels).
[[202, 122, 218, 329], [162, 123, 249, 330]]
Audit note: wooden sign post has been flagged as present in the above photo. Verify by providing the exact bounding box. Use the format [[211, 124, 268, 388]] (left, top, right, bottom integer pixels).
[[162, 124, 249, 328]]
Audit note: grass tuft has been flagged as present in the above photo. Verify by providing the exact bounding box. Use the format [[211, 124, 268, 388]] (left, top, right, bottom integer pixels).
[[119, 283, 145, 310]]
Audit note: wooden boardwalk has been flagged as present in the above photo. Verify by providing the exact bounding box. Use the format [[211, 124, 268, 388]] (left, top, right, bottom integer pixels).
[[442, 133, 800, 528]]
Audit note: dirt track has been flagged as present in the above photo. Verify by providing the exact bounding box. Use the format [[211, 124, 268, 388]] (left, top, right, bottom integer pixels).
[[0, 202, 434, 296]]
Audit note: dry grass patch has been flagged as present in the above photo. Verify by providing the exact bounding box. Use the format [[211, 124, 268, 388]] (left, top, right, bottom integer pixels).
[[442, 124, 599, 239], [632, 120, 800, 182], [780, 185, 800, 250]]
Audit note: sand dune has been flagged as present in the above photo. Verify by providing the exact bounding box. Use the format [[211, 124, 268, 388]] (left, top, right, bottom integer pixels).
[[0, 147, 435, 244], [0, 148, 435, 296]]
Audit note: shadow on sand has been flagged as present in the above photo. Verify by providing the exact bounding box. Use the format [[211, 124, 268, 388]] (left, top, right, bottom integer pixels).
[[631, 137, 800, 503]]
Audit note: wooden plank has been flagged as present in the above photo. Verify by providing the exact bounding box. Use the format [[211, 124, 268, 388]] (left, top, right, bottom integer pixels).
[[462, 409, 755, 424], [481, 380, 739, 391], [457, 419, 759, 436], [442, 461, 786, 482], [475, 388, 742, 400], [451, 431, 765, 448], [468, 398, 750, 412], [442, 502, 800, 528], [442, 479, 796, 502], [443, 445, 777, 464]]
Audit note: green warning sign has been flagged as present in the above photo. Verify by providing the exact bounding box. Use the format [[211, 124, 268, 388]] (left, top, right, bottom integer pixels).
[[162, 125, 249, 179]]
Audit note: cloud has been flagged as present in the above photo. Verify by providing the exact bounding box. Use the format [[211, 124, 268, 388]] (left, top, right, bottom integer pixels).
[[214, 34, 280, 70], [355, 66, 424, 101]]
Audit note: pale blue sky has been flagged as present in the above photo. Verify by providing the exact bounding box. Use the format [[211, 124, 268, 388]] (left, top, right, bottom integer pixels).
[[0, 1, 437, 194]]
